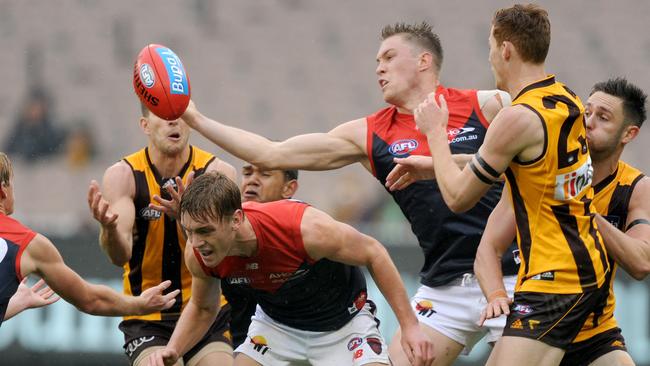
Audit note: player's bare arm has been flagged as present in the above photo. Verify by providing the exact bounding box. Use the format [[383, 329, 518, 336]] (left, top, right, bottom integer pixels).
[[149, 245, 222, 366], [597, 176, 650, 280], [300, 207, 434, 366], [88, 161, 136, 266], [20, 234, 179, 316], [4, 277, 59, 320], [385, 154, 472, 191], [417, 97, 543, 212], [181, 101, 370, 171], [385, 90, 509, 191], [474, 188, 516, 325], [149, 158, 237, 220]]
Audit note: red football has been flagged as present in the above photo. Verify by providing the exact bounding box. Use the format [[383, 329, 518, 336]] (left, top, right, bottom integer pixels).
[[133, 44, 191, 120]]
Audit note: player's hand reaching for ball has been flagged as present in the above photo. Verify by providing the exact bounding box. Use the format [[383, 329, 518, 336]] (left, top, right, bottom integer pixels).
[[180, 99, 199, 128], [149, 171, 195, 220], [88, 180, 119, 229], [137, 280, 180, 315]]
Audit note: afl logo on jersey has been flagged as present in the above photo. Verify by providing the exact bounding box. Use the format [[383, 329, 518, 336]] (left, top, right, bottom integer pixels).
[[388, 139, 418, 156], [140, 207, 162, 220]]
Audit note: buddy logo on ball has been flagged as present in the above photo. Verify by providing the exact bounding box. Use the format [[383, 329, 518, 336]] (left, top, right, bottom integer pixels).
[[133, 44, 191, 121]]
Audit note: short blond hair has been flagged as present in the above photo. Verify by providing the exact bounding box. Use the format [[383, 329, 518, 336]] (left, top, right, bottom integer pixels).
[[0, 152, 12, 186]]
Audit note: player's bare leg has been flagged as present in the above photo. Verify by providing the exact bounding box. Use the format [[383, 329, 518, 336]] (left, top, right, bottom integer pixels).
[[486, 336, 564, 366], [589, 350, 635, 366], [389, 324, 463, 366], [187, 342, 233, 366], [234, 353, 262, 366]]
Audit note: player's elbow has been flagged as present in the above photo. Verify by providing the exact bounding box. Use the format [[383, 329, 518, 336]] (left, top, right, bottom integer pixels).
[[447, 198, 473, 214], [629, 263, 650, 281]]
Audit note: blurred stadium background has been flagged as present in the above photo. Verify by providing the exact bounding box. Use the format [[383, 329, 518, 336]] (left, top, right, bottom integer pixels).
[[0, 1, 648, 365]]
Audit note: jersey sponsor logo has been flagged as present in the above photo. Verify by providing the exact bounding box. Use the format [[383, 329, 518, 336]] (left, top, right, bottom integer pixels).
[[388, 139, 418, 156], [353, 349, 364, 360], [530, 271, 555, 281], [348, 290, 367, 314], [512, 248, 521, 265], [510, 318, 524, 329], [250, 335, 270, 355], [139, 63, 155, 88], [246, 262, 259, 270], [155, 47, 189, 95], [366, 337, 383, 355], [0, 238, 7, 264], [415, 300, 436, 318], [447, 127, 478, 144], [125, 336, 155, 357], [528, 319, 540, 330], [554, 157, 593, 200], [513, 304, 534, 314], [139, 207, 162, 220], [162, 178, 177, 192], [268, 269, 309, 283], [227, 277, 251, 285], [347, 337, 363, 351]]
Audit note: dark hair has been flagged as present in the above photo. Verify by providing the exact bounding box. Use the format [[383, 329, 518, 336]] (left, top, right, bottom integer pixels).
[[283, 170, 299, 181], [591, 77, 647, 128], [492, 4, 550, 64], [140, 102, 151, 117], [180, 171, 242, 223], [381, 21, 443, 72]]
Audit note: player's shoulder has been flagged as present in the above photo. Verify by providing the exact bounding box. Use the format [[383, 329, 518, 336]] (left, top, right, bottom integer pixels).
[[104, 160, 134, 181], [494, 104, 540, 127]]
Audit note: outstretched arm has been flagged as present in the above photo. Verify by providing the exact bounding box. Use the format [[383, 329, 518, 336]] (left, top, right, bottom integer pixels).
[[20, 234, 178, 316], [474, 188, 517, 325], [301, 207, 433, 366], [4, 277, 59, 320], [415, 94, 542, 212], [181, 101, 368, 171], [148, 246, 222, 366], [597, 177, 650, 280], [88, 161, 136, 266]]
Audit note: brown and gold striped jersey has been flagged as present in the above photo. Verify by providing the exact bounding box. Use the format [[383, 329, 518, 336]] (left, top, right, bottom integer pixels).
[[507, 75, 609, 294]]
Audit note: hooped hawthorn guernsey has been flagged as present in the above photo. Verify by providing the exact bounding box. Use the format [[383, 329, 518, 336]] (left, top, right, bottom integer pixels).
[[366, 85, 518, 287], [122, 145, 226, 321], [573, 161, 644, 342], [195, 200, 368, 332], [0, 214, 36, 326], [507, 75, 608, 294]]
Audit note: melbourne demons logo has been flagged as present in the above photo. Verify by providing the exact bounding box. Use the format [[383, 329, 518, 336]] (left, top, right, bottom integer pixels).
[[554, 157, 593, 200], [388, 139, 418, 156]]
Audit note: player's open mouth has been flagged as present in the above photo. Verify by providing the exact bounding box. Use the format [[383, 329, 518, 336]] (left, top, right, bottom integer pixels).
[[168, 133, 181, 141], [198, 246, 214, 257], [379, 79, 388, 89], [243, 190, 258, 199]]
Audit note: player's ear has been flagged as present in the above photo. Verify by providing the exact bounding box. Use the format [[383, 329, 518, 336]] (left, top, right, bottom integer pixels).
[[0, 181, 8, 199], [621, 124, 640, 145], [231, 209, 244, 230], [281, 180, 299, 199], [139, 116, 150, 134], [418, 52, 433, 72], [502, 41, 513, 61]]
